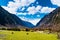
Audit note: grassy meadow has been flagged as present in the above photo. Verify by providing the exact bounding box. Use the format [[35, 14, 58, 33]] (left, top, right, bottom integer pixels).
[[0, 30, 58, 40]]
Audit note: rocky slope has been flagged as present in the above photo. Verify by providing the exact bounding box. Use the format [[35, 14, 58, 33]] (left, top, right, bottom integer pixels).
[[35, 7, 60, 32]]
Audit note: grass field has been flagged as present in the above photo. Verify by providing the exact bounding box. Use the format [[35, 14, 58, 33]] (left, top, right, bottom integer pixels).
[[0, 30, 58, 40]]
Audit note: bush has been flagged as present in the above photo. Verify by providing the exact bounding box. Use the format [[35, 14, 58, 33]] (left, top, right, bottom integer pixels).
[[2, 28, 6, 30]]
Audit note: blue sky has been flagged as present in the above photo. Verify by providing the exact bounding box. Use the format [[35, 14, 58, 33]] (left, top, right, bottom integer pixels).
[[0, 0, 59, 25]]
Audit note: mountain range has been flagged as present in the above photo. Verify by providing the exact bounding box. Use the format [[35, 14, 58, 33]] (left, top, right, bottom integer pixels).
[[0, 5, 60, 31]]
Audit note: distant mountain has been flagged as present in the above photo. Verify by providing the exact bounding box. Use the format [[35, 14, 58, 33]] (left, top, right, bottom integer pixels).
[[35, 7, 60, 31], [0, 6, 34, 29]]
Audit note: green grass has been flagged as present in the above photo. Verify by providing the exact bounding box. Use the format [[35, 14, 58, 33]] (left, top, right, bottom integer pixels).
[[0, 30, 58, 40]]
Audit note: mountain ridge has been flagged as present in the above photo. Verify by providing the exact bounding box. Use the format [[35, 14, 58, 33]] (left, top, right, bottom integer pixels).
[[34, 7, 60, 32], [0, 6, 34, 29]]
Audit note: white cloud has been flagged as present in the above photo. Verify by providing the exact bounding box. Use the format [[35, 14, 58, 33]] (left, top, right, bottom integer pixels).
[[51, 0, 60, 6], [36, 5, 42, 11], [28, 19, 41, 25], [2, 0, 36, 14], [17, 13, 27, 15], [27, 5, 42, 15], [20, 0, 35, 6], [14, 0, 20, 3], [2, 1, 20, 14], [21, 7, 25, 11], [40, 7, 55, 13], [2, 0, 55, 15], [2, 6, 17, 14], [27, 6, 36, 15], [36, 2, 39, 4], [27, 6, 55, 15], [19, 17, 41, 25], [37, 15, 40, 17]]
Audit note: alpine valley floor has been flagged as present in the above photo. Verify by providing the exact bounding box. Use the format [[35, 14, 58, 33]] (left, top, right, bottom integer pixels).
[[0, 30, 58, 40]]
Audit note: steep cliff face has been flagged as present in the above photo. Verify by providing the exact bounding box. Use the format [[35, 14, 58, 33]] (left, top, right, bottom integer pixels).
[[35, 7, 60, 31], [0, 6, 34, 28]]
